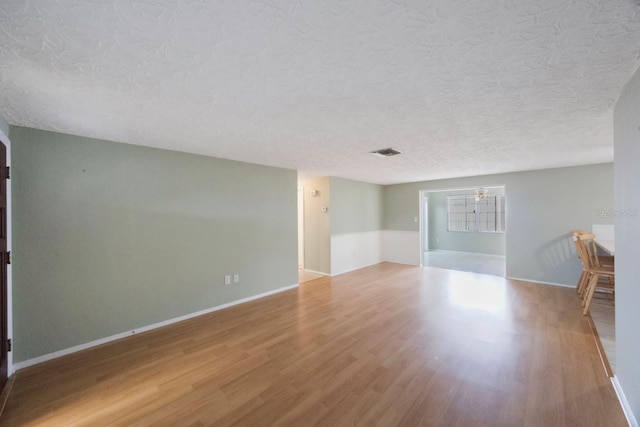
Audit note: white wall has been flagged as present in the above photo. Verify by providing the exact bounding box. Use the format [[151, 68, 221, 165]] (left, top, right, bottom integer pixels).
[[381, 230, 421, 266], [331, 231, 382, 275], [613, 65, 640, 426]]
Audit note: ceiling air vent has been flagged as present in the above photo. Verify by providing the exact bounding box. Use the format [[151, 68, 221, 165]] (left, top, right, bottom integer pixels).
[[369, 147, 402, 157]]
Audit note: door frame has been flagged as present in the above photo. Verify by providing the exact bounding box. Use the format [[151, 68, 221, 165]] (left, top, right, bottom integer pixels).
[[418, 185, 506, 269], [0, 125, 11, 379], [297, 186, 304, 270], [419, 191, 428, 266]]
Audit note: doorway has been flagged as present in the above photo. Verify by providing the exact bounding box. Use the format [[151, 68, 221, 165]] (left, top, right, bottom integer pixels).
[[420, 186, 506, 277], [0, 141, 8, 389], [297, 186, 304, 270], [420, 192, 429, 256]]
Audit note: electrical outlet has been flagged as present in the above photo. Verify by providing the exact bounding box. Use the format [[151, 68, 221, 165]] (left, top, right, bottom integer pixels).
[[224, 275, 231, 285], [234, 274, 240, 283]]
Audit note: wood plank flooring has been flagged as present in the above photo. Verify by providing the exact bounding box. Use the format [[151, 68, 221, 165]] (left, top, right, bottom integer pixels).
[[298, 270, 325, 284], [588, 291, 616, 373], [0, 263, 626, 426]]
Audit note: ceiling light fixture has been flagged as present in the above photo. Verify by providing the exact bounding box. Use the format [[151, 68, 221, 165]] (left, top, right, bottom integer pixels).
[[474, 187, 489, 201]]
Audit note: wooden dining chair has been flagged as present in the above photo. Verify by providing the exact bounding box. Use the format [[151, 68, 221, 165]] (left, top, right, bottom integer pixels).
[[571, 230, 589, 295], [572, 232, 615, 315], [571, 230, 613, 297]]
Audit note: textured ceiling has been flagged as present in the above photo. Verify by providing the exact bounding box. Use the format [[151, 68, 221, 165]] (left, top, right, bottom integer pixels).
[[1, 1, 640, 185]]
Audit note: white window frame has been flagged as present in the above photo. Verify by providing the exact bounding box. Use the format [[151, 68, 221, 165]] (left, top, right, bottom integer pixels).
[[447, 195, 506, 233]]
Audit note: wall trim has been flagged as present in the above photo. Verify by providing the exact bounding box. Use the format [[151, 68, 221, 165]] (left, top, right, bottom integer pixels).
[[330, 265, 370, 277], [612, 375, 639, 427], [0, 123, 12, 379], [303, 269, 330, 277], [505, 276, 574, 289], [427, 249, 506, 258], [13, 283, 299, 372]]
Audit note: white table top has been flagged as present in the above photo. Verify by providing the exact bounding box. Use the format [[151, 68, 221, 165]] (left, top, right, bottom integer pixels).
[[595, 239, 615, 256]]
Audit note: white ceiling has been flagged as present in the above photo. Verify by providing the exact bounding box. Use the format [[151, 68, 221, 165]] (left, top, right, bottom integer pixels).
[[1, 1, 640, 185]]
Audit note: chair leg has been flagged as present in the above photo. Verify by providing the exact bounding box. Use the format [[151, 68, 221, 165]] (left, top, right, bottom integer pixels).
[[583, 273, 600, 315], [577, 270, 585, 294], [577, 270, 589, 296], [581, 274, 592, 306]]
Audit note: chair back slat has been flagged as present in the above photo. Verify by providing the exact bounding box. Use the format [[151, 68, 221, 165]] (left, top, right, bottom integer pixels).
[[573, 232, 601, 270]]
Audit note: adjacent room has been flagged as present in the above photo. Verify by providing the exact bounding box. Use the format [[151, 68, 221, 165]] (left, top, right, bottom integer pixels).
[[421, 186, 506, 276], [1, 1, 640, 425]]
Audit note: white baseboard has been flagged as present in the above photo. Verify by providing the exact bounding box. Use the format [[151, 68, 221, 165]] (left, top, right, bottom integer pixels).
[[13, 283, 299, 372], [612, 376, 639, 427], [427, 249, 505, 258], [303, 268, 330, 277], [505, 276, 574, 289], [330, 265, 371, 276]]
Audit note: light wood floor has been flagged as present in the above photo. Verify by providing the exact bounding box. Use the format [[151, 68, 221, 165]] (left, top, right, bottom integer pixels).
[[588, 291, 616, 373], [1, 263, 626, 426], [298, 269, 324, 284]]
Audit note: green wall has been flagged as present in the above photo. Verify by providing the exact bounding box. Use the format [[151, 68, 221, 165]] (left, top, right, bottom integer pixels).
[[11, 127, 298, 363], [384, 164, 614, 286], [427, 188, 505, 255], [330, 177, 383, 235]]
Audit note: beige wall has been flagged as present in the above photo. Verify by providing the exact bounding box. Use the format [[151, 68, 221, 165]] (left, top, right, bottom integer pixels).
[[302, 177, 331, 274]]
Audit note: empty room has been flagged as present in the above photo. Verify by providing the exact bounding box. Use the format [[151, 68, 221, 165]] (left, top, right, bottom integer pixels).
[[0, 1, 640, 426]]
